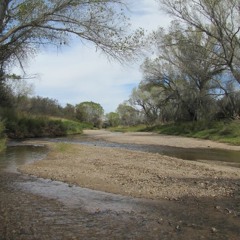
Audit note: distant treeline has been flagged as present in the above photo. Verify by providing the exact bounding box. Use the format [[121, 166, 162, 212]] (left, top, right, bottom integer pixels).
[[0, 94, 96, 141], [13, 95, 76, 119]]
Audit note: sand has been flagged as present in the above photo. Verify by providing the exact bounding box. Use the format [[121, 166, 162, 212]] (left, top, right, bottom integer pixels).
[[19, 130, 240, 200]]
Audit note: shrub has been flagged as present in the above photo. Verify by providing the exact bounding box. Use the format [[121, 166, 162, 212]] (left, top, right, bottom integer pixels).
[[4, 114, 90, 139]]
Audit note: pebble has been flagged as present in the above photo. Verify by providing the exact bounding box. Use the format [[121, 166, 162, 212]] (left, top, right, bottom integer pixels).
[[176, 225, 181, 231], [211, 227, 217, 233]]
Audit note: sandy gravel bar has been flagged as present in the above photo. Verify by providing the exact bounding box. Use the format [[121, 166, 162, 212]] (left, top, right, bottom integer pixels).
[[83, 130, 240, 150], [19, 139, 240, 200]]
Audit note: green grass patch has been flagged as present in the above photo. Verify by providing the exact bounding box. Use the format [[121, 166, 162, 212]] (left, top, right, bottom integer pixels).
[[54, 143, 73, 153], [49, 117, 93, 134], [61, 119, 93, 135], [146, 120, 240, 145], [108, 124, 147, 133]]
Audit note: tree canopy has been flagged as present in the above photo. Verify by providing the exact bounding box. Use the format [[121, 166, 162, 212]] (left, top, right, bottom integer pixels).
[[75, 101, 104, 127], [158, 0, 240, 85], [0, 0, 144, 112], [0, 0, 144, 73], [124, 14, 240, 124]]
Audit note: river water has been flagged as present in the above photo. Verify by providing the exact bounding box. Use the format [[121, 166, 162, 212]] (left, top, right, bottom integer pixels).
[[0, 136, 240, 239], [53, 134, 240, 166]]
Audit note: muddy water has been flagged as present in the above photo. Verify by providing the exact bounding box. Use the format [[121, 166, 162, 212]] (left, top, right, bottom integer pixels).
[[1, 141, 240, 239]]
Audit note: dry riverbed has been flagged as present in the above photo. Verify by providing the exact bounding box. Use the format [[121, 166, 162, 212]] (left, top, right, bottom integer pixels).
[[5, 130, 239, 239], [19, 130, 240, 200]]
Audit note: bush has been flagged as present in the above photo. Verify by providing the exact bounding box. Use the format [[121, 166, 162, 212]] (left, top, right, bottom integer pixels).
[[4, 114, 91, 139]]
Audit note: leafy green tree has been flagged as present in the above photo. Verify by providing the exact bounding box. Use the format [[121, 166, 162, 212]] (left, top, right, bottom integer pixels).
[[63, 103, 76, 120], [8, 95, 63, 117], [28, 97, 63, 116], [116, 102, 142, 126], [76, 101, 104, 127], [105, 112, 120, 127]]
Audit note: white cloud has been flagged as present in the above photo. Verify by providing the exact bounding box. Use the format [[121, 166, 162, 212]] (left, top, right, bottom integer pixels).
[[128, 0, 171, 31], [16, 0, 171, 113], [25, 46, 142, 112]]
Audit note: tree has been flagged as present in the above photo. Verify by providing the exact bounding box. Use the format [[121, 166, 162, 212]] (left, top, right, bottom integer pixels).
[[0, 0, 143, 72], [105, 112, 120, 127], [158, 0, 240, 84], [216, 81, 240, 119], [63, 103, 76, 119], [75, 101, 104, 127], [140, 58, 192, 121], [116, 102, 142, 126], [0, 0, 145, 108], [0, 0, 144, 118], [141, 22, 228, 121], [26, 96, 63, 116], [129, 86, 161, 125], [0, 77, 14, 107]]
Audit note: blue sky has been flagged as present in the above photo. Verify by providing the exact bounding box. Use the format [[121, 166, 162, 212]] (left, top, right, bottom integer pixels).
[[16, 0, 171, 113]]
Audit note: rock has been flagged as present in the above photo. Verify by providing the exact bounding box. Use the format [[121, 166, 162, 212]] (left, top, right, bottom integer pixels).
[[215, 205, 221, 210], [225, 208, 232, 214], [176, 225, 181, 231], [211, 227, 217, 233], [157, 218, 163, 224]]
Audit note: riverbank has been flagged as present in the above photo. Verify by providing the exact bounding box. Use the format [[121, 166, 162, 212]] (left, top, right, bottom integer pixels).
[[110, 120, 240, 145], [19, 131, 240, 200], [83, 130, 240, 150]]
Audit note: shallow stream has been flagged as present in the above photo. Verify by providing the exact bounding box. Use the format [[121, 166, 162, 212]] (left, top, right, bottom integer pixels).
[[0, 135, 240, 239]]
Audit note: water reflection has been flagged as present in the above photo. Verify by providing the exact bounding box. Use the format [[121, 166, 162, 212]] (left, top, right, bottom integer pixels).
[[0, 145, 47, 173]]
